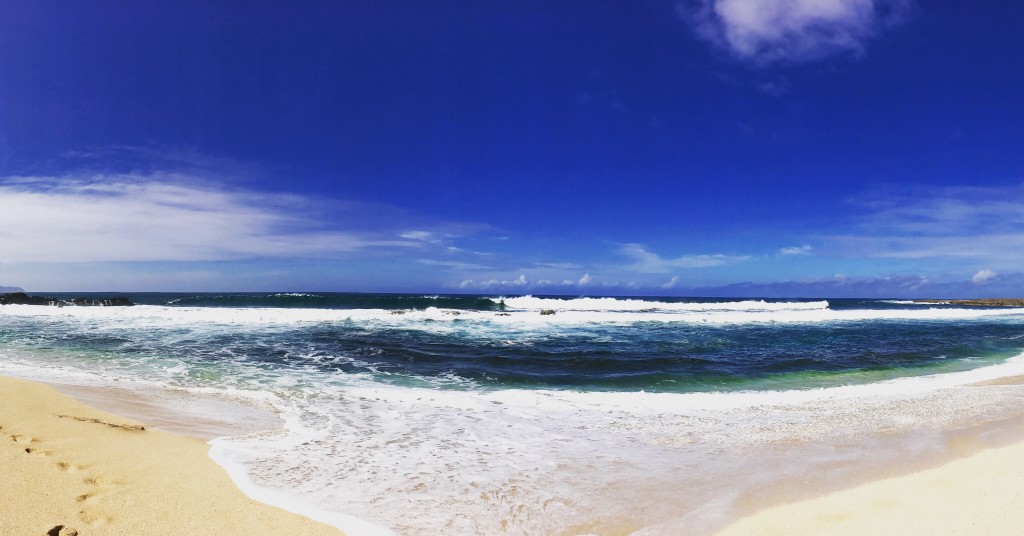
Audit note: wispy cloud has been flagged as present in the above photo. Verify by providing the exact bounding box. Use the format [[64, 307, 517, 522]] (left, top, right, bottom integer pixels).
[[400, 230, 442, 242], [680, 0, 914, 64], [0, 173, 466, 263], [831, 184, 1024, 264], [779, 244, 813, 255], [619, 243, 749, 273], [417, 259, 494, 271], [458, 274, 529, 290]]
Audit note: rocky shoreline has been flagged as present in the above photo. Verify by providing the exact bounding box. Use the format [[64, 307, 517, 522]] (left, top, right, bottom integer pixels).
[[0, 292, 134, 307], [915, 298, 1024, 307]]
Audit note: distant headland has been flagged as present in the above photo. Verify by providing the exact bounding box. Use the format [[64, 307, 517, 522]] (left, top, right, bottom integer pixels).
[[0, 285, 24, 293], [0, 292, 134, 307], [915, 298, 1024, 307]]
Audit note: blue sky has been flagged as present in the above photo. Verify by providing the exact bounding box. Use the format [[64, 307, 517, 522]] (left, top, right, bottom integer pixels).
[[1, 1, 1022, 297]]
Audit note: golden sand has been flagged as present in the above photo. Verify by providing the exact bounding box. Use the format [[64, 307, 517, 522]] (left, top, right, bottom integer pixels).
[[0, 376, 341, 536], [717, 439, 1024, 535]]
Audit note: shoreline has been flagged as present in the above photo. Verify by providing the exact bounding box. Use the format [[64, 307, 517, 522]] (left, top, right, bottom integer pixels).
[[716, 437, 1024, 535], [713, 374, 1024, 534], [0, 375, 343, 535], [11, 371, 1024, 535], [715, 410, 1024, 535], [5, 339, 1024, 533]]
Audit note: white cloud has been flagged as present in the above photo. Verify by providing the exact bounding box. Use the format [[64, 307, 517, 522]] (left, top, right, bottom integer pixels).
[[620, 243, 749, 273], [417, 259, 492, 271], [578, 273, 592, 286], [972, 269, 997, 284], [400, 230, 441, 243], [661, 275, 680, 289], [831, 184, 1024, 263], [779, 244, 813, 255], [458, 274, 528, 290], [0, 174, 426, 263], [534, 262, 583, 270], [681, 0, 913, 64]]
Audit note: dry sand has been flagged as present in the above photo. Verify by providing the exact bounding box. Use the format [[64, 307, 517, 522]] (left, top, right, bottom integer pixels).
[[717, 439, 1024, 535], [0, 375, 341, 536]]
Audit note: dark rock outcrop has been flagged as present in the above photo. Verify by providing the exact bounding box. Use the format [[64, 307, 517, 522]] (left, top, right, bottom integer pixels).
[[915, 298, 1024, 307], [0, 293, 134, 307], [539, 309, 556, 315]]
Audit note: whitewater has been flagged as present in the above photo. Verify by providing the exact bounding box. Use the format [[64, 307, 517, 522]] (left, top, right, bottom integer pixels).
[[3, 294, 1024, 534]]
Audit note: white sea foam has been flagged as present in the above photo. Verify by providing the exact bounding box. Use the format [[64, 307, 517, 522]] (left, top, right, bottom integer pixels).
[[3, 302, 1024, 332], [209, 441, 398, 535], [496, 295, 829, 312], [201, 352, 1024, 533]]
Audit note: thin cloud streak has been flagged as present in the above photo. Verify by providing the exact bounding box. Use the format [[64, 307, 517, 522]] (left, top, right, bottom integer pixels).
[[830, 184, 1024, 263], [0, 174, 425, 263], [619, 243, 750, 273]]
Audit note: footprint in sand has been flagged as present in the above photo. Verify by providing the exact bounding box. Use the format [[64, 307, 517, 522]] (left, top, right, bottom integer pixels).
[[46, 525, 80, 536], [56, 461, 86, 473], [77, 475, 119, 526], [23, 446, 53, 457], [10, 433, 35, 444], [78, 507, 114, 527]]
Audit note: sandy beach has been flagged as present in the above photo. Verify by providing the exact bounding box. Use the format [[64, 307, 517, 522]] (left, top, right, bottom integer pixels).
[[717, 438, 1024, 535], [0, 375, 341, 536]]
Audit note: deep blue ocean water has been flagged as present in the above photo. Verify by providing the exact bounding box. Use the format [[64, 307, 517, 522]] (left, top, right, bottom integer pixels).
[[5, 293, 1024, 391]]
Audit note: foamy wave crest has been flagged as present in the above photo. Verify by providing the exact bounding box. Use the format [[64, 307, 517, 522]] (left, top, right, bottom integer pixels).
[[3, 302, 1024, 330], [497, 296, 828, 312]]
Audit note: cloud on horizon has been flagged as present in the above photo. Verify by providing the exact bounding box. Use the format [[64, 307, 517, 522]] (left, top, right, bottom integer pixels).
[[971, 268, 997, 284], [830, 183, 1024, 265], [680, 0, 914, 64]]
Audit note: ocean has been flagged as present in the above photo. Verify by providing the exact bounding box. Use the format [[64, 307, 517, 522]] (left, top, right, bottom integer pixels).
[[3, 293, 1024, 534]]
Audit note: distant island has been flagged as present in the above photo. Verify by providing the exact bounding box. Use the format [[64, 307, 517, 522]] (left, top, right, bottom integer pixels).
[[0, 292, 134, 307], [915, 298, 1024, 307], [0, 285, 24, 293]]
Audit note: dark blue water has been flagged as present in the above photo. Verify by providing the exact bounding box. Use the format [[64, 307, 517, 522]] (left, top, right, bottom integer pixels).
[[3, 294, 1024, 393]]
